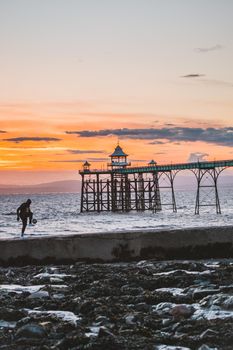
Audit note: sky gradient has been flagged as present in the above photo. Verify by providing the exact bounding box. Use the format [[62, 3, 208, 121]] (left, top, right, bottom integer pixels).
[[0, 0, 233, 184]]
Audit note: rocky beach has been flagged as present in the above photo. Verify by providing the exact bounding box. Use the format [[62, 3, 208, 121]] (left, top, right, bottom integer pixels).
[[0, 259, 233, 349]]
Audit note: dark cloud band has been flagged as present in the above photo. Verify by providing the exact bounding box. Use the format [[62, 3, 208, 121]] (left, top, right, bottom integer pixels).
[[4, 137, 62, 143], [66, 127, 233, 147], [181, 74, 205, 78]]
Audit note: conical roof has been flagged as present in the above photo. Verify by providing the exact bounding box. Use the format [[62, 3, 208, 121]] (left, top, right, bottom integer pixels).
[[83, 161, 90, 166], [110, 145, 128, 157], [148, 159, 157, 165]]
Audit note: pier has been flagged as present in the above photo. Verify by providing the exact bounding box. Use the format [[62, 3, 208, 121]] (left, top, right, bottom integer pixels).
[[79, 145, 233, 214]]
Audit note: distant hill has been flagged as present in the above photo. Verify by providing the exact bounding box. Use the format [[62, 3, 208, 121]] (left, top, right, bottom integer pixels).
[[0, 175, 232, 195], [0, 180, 81, 194]]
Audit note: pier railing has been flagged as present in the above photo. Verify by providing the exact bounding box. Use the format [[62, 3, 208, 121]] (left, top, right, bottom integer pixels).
[[79, 159, 233, 175]]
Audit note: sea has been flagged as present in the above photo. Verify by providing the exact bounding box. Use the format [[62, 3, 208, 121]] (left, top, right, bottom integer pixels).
[[1, 185, 233, 238]]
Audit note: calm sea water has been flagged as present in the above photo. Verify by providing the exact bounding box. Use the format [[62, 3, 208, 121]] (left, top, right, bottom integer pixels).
[[1, 186, 233, 238]]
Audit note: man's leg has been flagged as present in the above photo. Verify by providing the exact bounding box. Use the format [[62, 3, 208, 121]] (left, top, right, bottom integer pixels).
[[29, 212, 33, 224], [21, 217, 27, 237]]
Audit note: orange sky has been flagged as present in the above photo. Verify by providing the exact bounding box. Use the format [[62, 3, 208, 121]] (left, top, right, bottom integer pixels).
[[1, 1, 233, 184], [0, 101, 233, 182]]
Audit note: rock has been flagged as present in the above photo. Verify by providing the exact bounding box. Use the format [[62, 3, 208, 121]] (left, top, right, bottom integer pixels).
[[5, 270, 14, 277], [50, 277, 64, 283], [153, 302, 175, 315], [197, 345, 218, 350], [0, 259, 233, 349], [192, 289, 220, 300], [0, 320, 16, 329], [154, 345, 191, 350], [79, 300, 96, 314], [134, 302, 150, 312], [15, 323, 47, 338], [52, 293, 65, 300], [95, 315, 110, 326], [162, 318, 172, 326], [125, 314, 137, 325], [98, 327, 115, 338], [200, 328, 219, 339], [120, 285, 144, 295], [28, 290, 50, 299], [222, 295, 233, 310], [0, 308, 26, 321], [170, 304, 195, 318]]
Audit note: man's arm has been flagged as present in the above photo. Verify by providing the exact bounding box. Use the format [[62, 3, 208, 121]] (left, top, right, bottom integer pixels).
[[16, 205, 22, 220]]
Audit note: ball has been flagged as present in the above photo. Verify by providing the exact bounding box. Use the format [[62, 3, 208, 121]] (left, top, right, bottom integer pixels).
[[32, 219, 37, 224]]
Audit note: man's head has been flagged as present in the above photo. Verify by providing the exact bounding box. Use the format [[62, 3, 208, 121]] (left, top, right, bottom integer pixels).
[[26, 199, 32, 205]]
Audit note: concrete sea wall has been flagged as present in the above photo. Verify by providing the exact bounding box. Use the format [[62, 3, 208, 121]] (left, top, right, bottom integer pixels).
[[0, 226, 233, 265]]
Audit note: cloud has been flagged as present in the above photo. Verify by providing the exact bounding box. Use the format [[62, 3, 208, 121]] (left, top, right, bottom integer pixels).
[[181, 74, 205, 78], [194, 44, 223, 53], [65, 127, 233, 147], [200, 79, 233, 88], [181, 74, 233, 87], [188, 152, 209, 162], [50, 157, 107, 163], [4, 137, 62, 143], [0, 130, 7, 133], [148, 141, 166, 145], [67, 149, 105, 154], [50, 160, 84, 163]]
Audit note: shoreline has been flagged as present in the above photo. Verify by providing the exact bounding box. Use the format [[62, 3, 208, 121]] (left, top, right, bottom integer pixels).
[[0, 226, 233, 266]]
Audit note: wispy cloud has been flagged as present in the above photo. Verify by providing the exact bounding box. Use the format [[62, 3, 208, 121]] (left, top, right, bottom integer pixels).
[[148, 141, 166, 145], [181, 74, 205, 78], [3, 137, 62, 143], [67, 149, 105, 154], [194, 44, 223, 53], [200, 79, 233, 88], [181, 74, 233, 87], [50, 160, 84, 163], [50, 157, 107, 163], [188, 152, 209, 162], [65, 127, 233, 147], [0, 130, 7, 133]]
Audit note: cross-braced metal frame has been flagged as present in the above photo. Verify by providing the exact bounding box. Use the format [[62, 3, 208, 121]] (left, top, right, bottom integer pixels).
[[158, 170, 179, 213], [191, 167, 225, 214], [80, 170, 179, 213]]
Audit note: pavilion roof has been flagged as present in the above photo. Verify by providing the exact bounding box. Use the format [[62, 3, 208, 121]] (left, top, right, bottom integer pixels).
[[83, 161, 91, 166], [110, 145, 128, 157], [148, 159, 157, 165]]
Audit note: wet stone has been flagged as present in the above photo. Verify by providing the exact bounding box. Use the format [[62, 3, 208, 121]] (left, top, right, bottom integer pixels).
[[15, 323, 47, 338], [0, 260, 233, 349]]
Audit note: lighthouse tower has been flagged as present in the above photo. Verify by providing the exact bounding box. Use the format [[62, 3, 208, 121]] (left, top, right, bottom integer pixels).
[[108, 144, 131, 169]]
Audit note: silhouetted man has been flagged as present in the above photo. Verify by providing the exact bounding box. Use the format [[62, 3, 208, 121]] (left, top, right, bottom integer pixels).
[[17, 199, 33, 237]]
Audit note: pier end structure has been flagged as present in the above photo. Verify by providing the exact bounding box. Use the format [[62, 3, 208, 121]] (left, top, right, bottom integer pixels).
[[80, 144, 174, 213], [79, 145, 233, 214]]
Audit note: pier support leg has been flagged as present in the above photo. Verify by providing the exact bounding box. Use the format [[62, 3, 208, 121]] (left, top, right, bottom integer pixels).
[[152, 172, 162, 212], [80, 175, 84, 213], [158, 170, 178, 212], [192, 167, 224, 214]]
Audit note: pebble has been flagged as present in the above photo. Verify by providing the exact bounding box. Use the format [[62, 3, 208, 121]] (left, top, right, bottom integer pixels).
[[0, 259, 232, 349]]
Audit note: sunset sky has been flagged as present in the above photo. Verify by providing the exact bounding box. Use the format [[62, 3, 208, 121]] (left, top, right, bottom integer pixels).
[[0, 0, 233, 185]]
